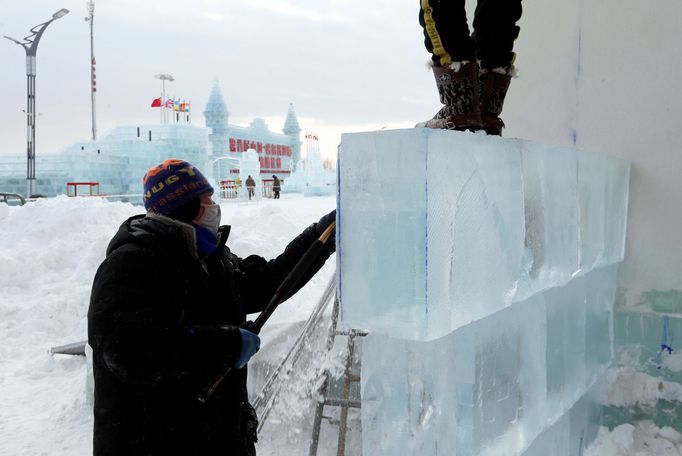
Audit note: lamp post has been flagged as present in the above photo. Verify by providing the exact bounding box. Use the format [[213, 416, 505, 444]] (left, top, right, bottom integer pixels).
[[85, 1, 97, 140], [154, 74, 174, 125], [4, 8, 70, 198]]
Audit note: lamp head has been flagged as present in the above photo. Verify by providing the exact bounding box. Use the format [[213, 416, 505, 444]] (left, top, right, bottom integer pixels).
[[154, 74, 175, 82], [3, 35, 24, 45], [52, 9, 70, 19]]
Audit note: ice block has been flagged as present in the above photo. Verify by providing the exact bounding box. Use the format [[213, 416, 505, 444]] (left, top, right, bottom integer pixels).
[[338, 128, 629, 340]]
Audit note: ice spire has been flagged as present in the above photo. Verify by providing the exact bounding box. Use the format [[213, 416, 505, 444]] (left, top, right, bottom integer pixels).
[[204, 80, 229, 132], [204, 80, 230, 160], [282, 103, 302, 171]]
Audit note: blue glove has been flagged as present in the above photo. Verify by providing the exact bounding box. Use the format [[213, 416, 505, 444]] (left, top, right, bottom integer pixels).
[[235, 328, 261, 369]]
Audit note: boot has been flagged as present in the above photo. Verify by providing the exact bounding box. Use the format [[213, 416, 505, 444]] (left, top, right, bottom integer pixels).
[[479, 69, 512, 136], [417, 61, 482, 131]]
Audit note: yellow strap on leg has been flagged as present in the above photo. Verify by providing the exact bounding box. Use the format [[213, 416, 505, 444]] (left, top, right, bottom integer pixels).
[[421, 0, 453, 67]]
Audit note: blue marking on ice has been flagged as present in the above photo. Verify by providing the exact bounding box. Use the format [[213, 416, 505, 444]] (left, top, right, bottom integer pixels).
[[657, 315, 674, 369], [336, 153, 343, 321], [424, 133, 429, 324]]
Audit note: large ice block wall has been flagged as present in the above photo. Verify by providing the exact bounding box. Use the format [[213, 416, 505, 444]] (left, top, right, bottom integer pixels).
[[360, 265, 617, 456], [338, 129, 629, 340], [337, 129, 630, 455]]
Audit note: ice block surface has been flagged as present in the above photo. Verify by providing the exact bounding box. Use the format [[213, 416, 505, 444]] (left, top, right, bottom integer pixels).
[[337, 129, 629, 455], [338, 128, 629, 340], [361, 264, 618, 456]]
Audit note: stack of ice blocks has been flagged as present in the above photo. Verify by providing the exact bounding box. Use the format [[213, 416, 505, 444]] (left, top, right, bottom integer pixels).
[[337, 129, 630, 456]]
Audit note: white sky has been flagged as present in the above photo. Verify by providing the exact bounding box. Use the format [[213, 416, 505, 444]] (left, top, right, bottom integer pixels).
[[0, 0, 435, 160]]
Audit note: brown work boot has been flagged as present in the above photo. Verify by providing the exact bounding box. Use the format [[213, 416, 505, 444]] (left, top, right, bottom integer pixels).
[[479, 68, 512, 136], [417, 61, 482, 131]]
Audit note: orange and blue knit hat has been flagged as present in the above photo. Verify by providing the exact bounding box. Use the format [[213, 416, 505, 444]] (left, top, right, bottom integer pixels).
[[142, 159, 212, 214]]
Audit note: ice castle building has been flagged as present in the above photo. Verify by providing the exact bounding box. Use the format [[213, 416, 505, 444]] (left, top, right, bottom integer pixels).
[[0, 82, 302, 199], [204, 81, 301, 182]]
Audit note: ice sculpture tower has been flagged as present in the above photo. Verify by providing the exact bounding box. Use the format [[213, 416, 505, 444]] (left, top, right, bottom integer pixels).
[[204, 81, 230, 178], [337, 129, 630, 456], [282, 103, 302, 172]]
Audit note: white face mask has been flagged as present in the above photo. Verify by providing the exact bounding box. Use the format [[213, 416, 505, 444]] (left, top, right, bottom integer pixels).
[[193, 195, 221, 233]]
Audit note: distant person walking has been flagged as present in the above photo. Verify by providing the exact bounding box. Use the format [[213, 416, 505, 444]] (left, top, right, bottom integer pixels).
[[246, 175, 256, 200], [234, 176, 242, 197], [272, 175, 281, 199], [88, 159, 336, 456], [417, 0, 523, 135]]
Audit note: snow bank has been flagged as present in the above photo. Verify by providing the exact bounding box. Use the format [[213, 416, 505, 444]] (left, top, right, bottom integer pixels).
[[0, 196, 141, 455], [604, 367, 682, 409], [664, 352, 682, 373], [0, 201, 9, 221], [583, 367, 682, 456], [585, 422, 682, 456], [0, 194, 335, 455]]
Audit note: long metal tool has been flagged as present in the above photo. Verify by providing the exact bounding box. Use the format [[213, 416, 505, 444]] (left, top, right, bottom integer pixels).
[[254, 272, 337, 432], [198, 221, 336, 403]]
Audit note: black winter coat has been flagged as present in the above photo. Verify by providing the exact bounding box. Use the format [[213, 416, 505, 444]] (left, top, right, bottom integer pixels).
[[88, 213, 333, 456]]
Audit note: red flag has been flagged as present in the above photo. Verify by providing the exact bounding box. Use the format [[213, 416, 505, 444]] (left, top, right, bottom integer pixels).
[[151, 97, 162, 108]]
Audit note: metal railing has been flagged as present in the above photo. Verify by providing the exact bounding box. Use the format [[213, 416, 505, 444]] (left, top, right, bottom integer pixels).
[[0, 192, 26, 205]]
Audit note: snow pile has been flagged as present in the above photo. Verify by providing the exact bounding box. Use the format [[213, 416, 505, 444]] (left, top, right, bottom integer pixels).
[[586, 422, 682, 456], [0, 194, 335, 455], [0, 196, 141, 455], [664, 352, 682, 373], [0, 201, 9, 220], [583, 367, 682, 456], [605, 367, 682, 408]]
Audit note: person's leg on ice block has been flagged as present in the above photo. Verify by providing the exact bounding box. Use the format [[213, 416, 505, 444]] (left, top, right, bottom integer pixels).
[[417, 0, 482, 131], [472, 0, 522, 135]]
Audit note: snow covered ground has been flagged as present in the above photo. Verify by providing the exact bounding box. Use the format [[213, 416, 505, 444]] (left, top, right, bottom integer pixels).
[[0, 195, 678, 455], [0, 194, 336, 455]]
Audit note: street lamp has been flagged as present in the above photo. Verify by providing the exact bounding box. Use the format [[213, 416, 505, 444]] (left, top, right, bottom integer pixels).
[[4, 8, 70, 198], [85, 1, 97, 141], [154, 74, 174, 125]]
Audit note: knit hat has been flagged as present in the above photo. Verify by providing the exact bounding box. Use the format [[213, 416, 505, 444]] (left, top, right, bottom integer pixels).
[[142, 159, 213, 214]]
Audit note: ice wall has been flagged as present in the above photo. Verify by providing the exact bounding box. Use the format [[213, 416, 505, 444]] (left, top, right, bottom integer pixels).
[[338, 129, 629, 340], [361, 264, 617, 456], [507, 0, 682, 301], [0, 124, 210, 198], [337, 128, 630, 455]]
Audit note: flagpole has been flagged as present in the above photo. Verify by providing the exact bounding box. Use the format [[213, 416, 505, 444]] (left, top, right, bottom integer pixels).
[[154, 74, 174, 125], [162, 81, 166, 124]]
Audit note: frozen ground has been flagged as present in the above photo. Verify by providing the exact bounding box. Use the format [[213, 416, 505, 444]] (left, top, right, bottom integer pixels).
[[0, 195, 676, 455]]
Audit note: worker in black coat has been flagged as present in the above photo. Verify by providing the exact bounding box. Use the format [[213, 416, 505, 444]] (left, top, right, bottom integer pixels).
[[87, 159, 336, 456], [271, 175, 281, 199]]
